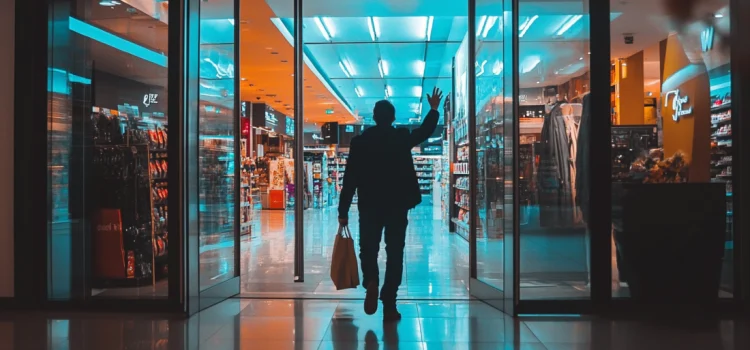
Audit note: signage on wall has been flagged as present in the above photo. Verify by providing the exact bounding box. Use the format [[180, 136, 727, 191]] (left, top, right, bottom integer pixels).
[[701, 26, 715, 52], [265, 111, 278, 127], [664, 89, 694, 122], [285, 117, 294, 136], [143, 93, 159, 107]]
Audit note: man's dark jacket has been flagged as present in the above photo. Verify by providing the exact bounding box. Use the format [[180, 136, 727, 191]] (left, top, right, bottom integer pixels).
[[338, 109, 440, 218]]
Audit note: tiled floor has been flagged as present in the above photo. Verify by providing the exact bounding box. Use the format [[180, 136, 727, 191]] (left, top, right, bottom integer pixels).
[[3, 298, 748, 349]]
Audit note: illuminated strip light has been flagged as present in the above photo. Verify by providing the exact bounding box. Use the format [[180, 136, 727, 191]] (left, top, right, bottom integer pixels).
[[368, 17, 381, 41], [227, 19, 235, 25], [482, 16, 498, 38], [378, 59, 389, 78], [355, 87, 363, 97], [339, 61, 351, 77], [385, 86, 392, 99], [476, 60, 487, 77], [426, 16, 434, 41], [476, 16, 487, 37], [314, 17, 332, 41], [68, 16, 167, 67], [413, 86, 423, 98], [519, 15, 538, 38], [342, 59, 356, 76], [414, 60, 425, 77], [556, 14, 583, 36]]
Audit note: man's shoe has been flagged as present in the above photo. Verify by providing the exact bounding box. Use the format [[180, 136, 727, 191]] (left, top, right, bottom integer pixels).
[[383, 307, 402, 322], [364, 282, 379, 315]]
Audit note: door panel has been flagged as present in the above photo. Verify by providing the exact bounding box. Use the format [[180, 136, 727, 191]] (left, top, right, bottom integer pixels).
[[194, 0, 241, 311], [469, 0, 516, 313]]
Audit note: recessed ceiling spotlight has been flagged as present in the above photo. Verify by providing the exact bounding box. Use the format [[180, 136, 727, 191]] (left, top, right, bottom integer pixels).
[[715, 13, 724, 18], [536, 81, 540, 84], [241, 77, 247, 81], [579, 57, 584, 61]]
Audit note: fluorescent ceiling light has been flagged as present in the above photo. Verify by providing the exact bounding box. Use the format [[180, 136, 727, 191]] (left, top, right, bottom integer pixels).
[[426, 16, 434, 41], [476, 60, 487, 76], [314, 17, 332, 41], [355, 87, 363, 97], [556, 15, 583, 36], [482, 16, 498, 38], [414, 60, 425, 77], [322, 17, 336, 37], [342, 59, 356, 76], [367, 17, 376, 41], [369, 17, 381, 40], [520, 56, 541, 74], [339, 61, 351, 77], [385, 86, 392, 99], [519, 15, 538, 38], [492, 60, 503, 75], [227, 19, 235, 25], [68, 17, 167, 67], [378, 59, 389, 78], [476, 16, 487, 37], [413, 86, 423, 98], [99, 0, 121, 5]]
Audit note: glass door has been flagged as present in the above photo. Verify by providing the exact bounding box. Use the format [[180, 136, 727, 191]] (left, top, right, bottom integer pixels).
[[184, 0, 241, 312], [468, 0, 516, 313]]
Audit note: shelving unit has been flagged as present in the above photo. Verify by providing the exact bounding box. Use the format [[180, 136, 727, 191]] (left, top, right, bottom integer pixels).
[[414, 156, 435, 196], [709, 99, 733, 250]]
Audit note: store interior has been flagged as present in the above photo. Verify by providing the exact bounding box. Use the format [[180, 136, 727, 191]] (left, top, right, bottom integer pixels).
[[47, 0, 733, 300]]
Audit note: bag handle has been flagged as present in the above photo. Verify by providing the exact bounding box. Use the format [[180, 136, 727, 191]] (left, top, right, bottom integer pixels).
[[338, 225, 352, 239]]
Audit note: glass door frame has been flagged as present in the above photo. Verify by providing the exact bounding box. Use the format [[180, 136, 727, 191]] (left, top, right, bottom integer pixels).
[[467, 0, 520, 315], [180, 0, 243, 315]]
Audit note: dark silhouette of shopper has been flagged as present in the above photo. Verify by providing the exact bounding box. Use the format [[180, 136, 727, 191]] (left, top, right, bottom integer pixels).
[[338, 87, 443, 321]]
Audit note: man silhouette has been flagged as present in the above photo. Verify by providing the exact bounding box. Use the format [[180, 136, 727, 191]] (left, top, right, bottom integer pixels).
[[338, 87, 443, 321]]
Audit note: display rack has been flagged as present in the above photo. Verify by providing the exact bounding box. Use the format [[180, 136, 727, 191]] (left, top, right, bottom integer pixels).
[[90, 109, 170, 287], [709, 94, 733, 252], [414, 156, 435, 196]]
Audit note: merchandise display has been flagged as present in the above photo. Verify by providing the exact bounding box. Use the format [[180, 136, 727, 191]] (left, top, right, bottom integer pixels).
[[89, 108, 169, 287]]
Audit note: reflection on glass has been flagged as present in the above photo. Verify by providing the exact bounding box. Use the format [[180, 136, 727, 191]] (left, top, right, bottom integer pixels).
[[47, 0, 170, 299], [198, 13, 237, 290], [475, 2, 506, 292], [609, 1, 733, 299], [519, 0, 591, 300]]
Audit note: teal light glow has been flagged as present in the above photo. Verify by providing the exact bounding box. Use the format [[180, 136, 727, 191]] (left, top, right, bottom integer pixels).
[[68, 16, 168, 67]]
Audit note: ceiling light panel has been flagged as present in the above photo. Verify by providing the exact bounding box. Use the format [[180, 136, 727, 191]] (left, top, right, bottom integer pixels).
[[374, 17, 435, 42], [378, 43, 428, 78]]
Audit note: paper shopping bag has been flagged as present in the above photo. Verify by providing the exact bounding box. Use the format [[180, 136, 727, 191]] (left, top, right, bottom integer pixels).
[[330, 225, 360, 290]]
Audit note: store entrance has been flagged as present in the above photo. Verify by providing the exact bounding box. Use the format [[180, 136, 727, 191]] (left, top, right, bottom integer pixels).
[[235, 0, 476, 300]]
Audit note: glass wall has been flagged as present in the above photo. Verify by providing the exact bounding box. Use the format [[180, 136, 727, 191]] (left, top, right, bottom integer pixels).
[[474, 0, 507, 292], [518, 0, 591, 300], [609, 0, 734, 299], [47, 0, 170, 299], [198, 2, 238, 291]]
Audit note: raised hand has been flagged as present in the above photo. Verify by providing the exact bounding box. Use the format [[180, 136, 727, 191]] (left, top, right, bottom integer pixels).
[[427, 87, 444, 111]]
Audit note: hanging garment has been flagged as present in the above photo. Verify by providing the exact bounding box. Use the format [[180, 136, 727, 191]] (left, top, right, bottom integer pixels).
[[537, 103, 575, 227], [563, 113, 582, 224], [575, 94, 591, 223]]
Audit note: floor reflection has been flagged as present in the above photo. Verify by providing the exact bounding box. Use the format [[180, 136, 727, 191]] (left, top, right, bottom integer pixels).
[[4, 298, 748, 349]]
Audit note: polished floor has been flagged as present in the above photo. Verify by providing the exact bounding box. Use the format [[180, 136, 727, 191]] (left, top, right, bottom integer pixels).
[[3, 298, 748, 349], [241, 202, 471, 298]]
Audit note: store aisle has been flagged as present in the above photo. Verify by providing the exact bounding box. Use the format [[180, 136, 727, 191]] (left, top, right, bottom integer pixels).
[[240, 203, 471, 299]]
